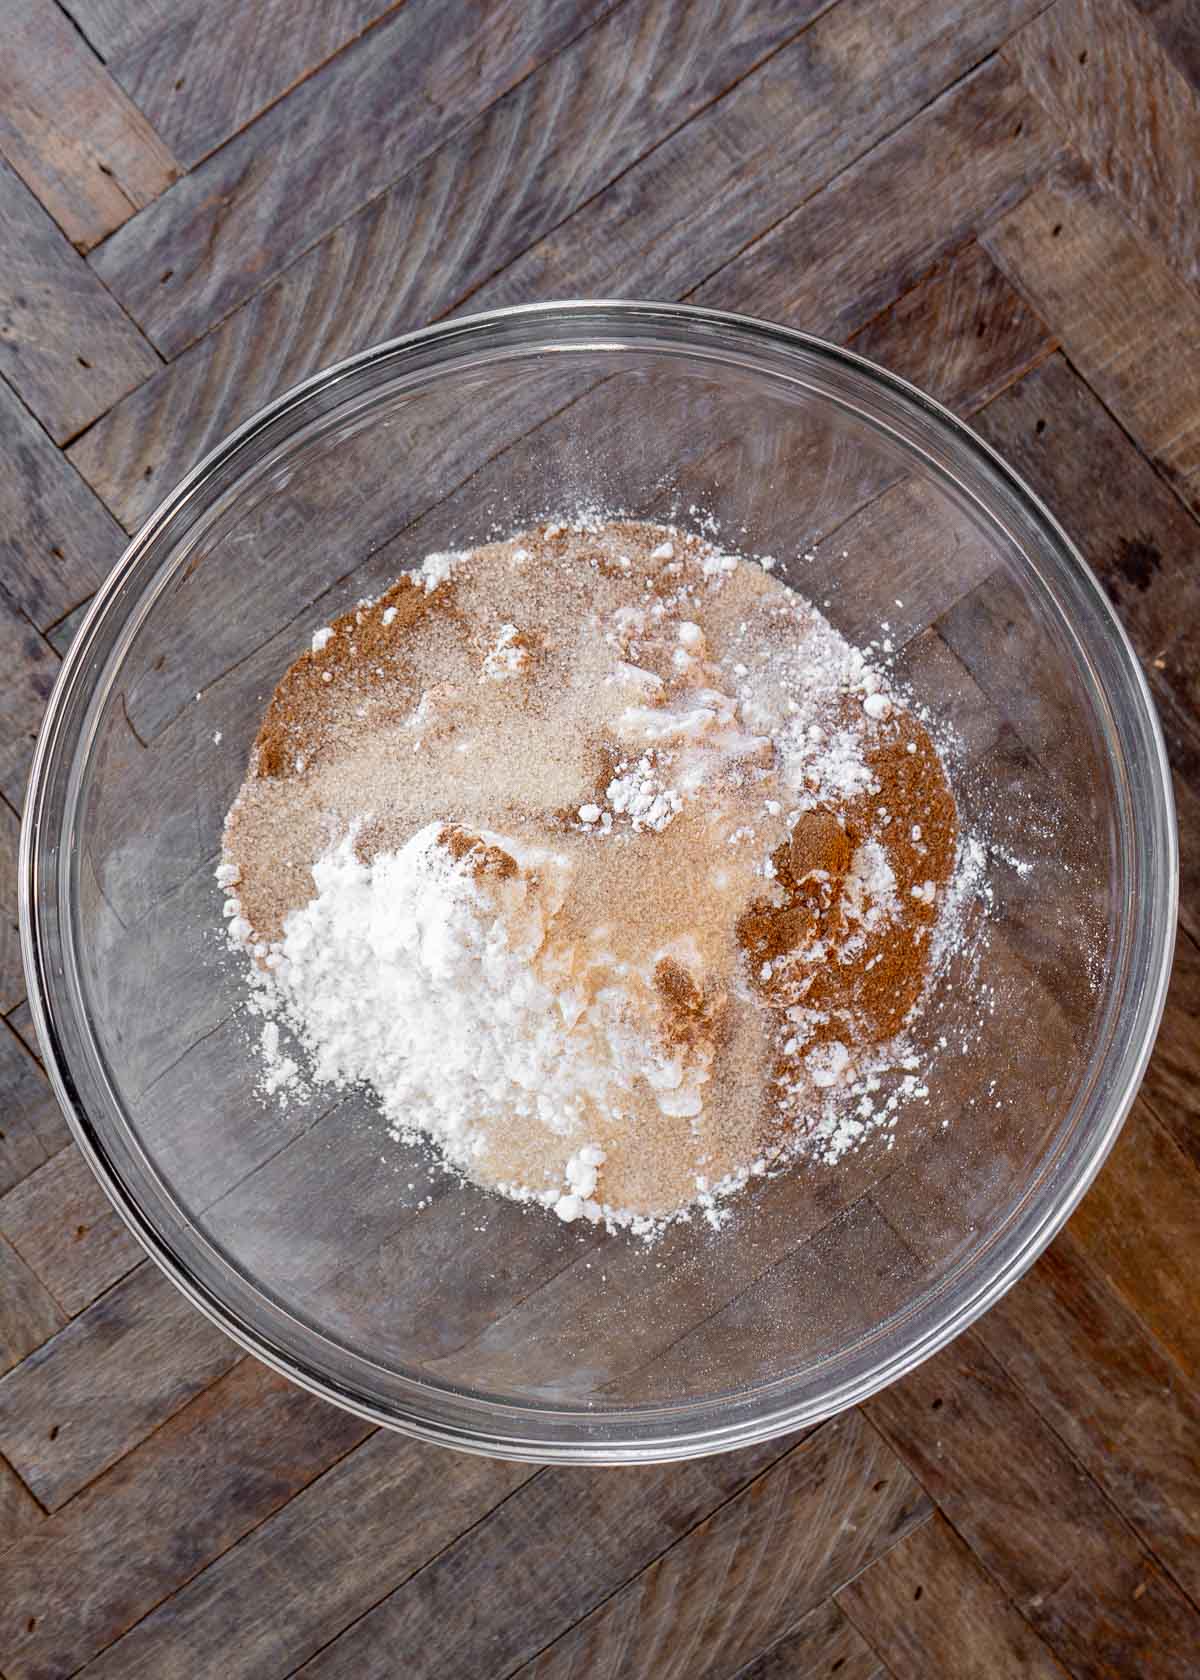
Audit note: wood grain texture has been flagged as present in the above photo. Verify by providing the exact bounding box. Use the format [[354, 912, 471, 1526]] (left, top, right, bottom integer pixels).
[[867, 1330, 1200, 1679], [693, 59, 1062, 335], [508, 1415, 929, 1680], [0, 160, 161, 447], [0, 1232, 65, 1377], [58, 0, 178, 60], [0, 0, 180, 250], [1140, 930, 1200, 1170], [847, 240, 1056, 414], [68, 0, 831, 529], [731, 1601, 886, 1680], [0, 1359, 373, 1680], [471, 0, 1058, 315], [111, 0, 408, 169], [77, 1433, 534, 1680], [0, 1452, 43, 1557], [1005, 0, 1200, 289], [976, 1230, 1200, 1605], [3, 998, 40, 1066], [0, 378, 124, 631], [1067, 1097, 1200, 1387], [838, 1513, 1069, 1680], [0, 800, 24, 1015], [983, 157, 1200, 515], [89, 0, 616, 356], [0, 1263, 240, 1510], [0, 1145, 144, 1317], [1131, 0, 1200, 92], [293, 1428, 816, 1680], [0, 1020, 69, 1199], [0, 593, 59, 811]]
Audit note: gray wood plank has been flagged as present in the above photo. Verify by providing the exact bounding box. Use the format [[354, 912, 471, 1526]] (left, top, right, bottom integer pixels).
[[1005, 0, 1200, 291], [838, 1513, 1070, 1680], [0, 801, 24, 1015], [0, 1262, 240, 1510], [0, 378, 124, 631], [88, 0, 618, 356], [294, 1427, 817, 1680], [0, 161, 161, 448], [0, 1358, 373, 1680], [983, 156, 1200, 517], [0, 0, 180, 250], [0, 1452, 43, 1558], [0, 594, 58, 810], [506, 1415, 928, 1680], [0, 1019, 69, 1199], [973, 1231, 1200, 1607], [692, 59, 1062, 336], [730, 1601, 886, 1680], [0, 1231, 65, 1377], [469, 5, 1059, 315], [867, 1325, 1200, 1680], [1131, 0, 1200, 93], [0, 1144, 144, 1317], [44, 595, 95, 656], [68, 0, 829, 530], [77, 1431, 535, 1680], [58, 0, 177, 60], [112, 0, 409, 169]]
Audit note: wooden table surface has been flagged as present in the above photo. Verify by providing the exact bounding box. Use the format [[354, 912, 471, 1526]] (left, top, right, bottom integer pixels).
[[1, 2, 1199, 1675]]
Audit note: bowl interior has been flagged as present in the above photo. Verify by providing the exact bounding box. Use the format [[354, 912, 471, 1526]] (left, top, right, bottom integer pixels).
[[27, 307, 1172, 1458]]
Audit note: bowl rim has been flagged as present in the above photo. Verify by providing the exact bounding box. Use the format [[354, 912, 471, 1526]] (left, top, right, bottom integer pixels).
[[20, 299, 1179, 1462]]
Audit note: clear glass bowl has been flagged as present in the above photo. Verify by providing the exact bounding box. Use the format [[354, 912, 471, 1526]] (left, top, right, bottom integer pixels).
[[21, 302, 1177, 1462]]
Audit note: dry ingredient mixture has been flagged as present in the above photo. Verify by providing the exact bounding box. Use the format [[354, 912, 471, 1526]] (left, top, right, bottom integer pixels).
[[219, 518, 970, 1235]]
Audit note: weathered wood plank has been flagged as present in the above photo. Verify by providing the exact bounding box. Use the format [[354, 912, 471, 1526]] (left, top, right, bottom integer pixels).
[[974, 1230, 1200, 1605], [1006, 0, 1200, 292], [0, 800, 24, 1015], [0, 1019, 69, 1198], [0, 1263, 240, 1510], [505, 1415, 928, 1680], [44, 595, 95, 656], [0, 1359, 373, 1680], [57, 0, 176, 60], [1068, 1096, 1200, 1387], [983, 158, 1200, 515], [731, 1601, 887, 1680], [971, 352, 1200, 755], [0, 595, 59, 811], [0, 0, 180, 250], [867, 1329, 1200, 1679], [1130, 0, 1200, 92], [0, 163, 160, 451], [77, 1432, 534, 1680], [89, 0, 617, 356], [473, 7, 1059, 318], [3, 999, 40, 1066], [0, 1145, 144, 1317], [0, 378, 124, 630], [1140, 930, 1200, 1171], [68, 0, 832, 529], [847, 240, 1056, 414], [837, 1513, 1070, 1680], [0, 1452, 43, 1558], [294, 1426, 816, 1680], [0, 1232, 64, 1376], [692, 62, 1062, 338], [112, 0, 411, 169]]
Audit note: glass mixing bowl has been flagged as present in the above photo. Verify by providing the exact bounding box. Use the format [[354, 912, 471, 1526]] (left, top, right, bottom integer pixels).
[[21, 302, 1176, 1462]]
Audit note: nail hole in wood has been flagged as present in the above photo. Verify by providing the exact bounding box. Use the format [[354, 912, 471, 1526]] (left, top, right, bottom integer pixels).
[[931, 1396, 943, 1410], [27, 1618, 37, 1634], [75, 1223, 89, 1239], [144, 466, 154, 479], [51, 546, 64, 560], [1012, 120, 1023, 137], [48, 1424, 60, 1440], [77, 356, 92, 369], [175, 76, 185, 89], [160, 269, 174, 284], [1035, 418, 1046, 435], [831, 1661, 846, 1675], [872, 1479, 887, 1492], [97, 162, 113, 178], [1051, 223, 1063, 238], [913, 1584, 924, 1601], [1078, 49, 1088, 64]]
